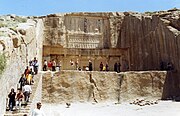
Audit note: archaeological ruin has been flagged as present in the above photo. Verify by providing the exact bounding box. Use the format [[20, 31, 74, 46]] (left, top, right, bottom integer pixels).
[[0, 8, 179, 115]]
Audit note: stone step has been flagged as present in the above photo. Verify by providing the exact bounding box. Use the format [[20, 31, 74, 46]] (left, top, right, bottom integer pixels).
[[4, 113, 28, 116]]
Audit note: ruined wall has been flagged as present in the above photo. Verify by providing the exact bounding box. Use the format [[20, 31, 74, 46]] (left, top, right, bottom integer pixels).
[[0, 17, 44, 115], [42, 71, 166, 103]]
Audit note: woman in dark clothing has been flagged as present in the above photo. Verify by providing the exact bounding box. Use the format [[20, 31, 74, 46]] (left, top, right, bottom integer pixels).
[[19, 74, 26, 90], [8, 88, 16, 111], [89, 60, 93, 71], [114, 62, 118, 72]]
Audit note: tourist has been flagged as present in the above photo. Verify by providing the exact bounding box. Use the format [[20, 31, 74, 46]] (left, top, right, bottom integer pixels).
[[32, 102, 45, 116], [48, 60, 52, 71], [75, 59, 79, 70], [89, 60, 93, 71], [33, 57, 39, 74], [43, 60, 48, 71], [160, 61, 166, 70], [114, 62, 118, 72], [85, 66, 89, 71], [52, 59, 56, 71], [117, 62, 121, 73], [24, 66, 30, 78], [16, 89, 24, 110], [8, 88, 16, 111], [55, 60, 61, 71], [103, 65, 106, 71], [22, 83, 32, 103], [167, 62, 174, 71], [29, 60, 34, 72], [19, 74, 26, 90], [106, 63, 109, 71], [99, 62, 103, 71], [27, 68, 34, 85], [58, 60, 62, 71], [70, 59, 74, 70]]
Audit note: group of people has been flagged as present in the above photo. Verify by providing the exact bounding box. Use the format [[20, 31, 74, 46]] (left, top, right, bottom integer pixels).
[[8, 75, 32, 111], [8, 57, 39, 111], [114, 62, 121, 73], [29, 57, 39, 75], [99, 62, 109, 71], [70, 59, 82, 70], [43, 59, 61, 71], [160, 61, 174, 71], [7, 56, 45, 115], [42, 59, 126, 73]]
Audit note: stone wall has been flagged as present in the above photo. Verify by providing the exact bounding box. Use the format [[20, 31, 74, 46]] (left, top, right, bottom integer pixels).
[[42, 71, 166, 103], [0, 18, 44, 115]]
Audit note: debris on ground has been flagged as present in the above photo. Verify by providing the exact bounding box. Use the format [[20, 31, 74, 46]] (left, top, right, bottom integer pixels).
[[130, 99, 158, 106]]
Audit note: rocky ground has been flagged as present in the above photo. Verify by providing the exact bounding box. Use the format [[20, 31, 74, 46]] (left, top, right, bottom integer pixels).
[[42, 100, 180, 116]]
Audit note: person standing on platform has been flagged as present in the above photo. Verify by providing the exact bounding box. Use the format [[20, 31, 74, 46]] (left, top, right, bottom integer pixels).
[[99, 62, 103, 71], [48, 60, 52, 71], [89, 60, 93, 71], [52, 59, 56, 71], [43, 60, 48, 71], [114, 62, 118, 72]]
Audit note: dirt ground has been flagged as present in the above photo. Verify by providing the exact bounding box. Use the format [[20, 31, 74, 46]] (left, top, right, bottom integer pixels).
[[41, 100, 180, 116]]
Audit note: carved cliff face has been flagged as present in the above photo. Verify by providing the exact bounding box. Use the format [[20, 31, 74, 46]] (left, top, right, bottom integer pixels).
[[42, 10, 180, 98], [43, 13, 111, 49], [42, 10, 180, 71]]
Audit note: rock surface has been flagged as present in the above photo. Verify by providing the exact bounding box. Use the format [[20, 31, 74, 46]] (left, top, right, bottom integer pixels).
[[42, 71, 166, 103]]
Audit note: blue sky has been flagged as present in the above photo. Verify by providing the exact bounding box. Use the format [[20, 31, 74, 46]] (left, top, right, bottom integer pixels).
[[0, 0, 179, 16]]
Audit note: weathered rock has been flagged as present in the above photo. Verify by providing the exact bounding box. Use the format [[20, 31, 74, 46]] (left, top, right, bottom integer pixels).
[[42, 71, 166, 103], [18, 29, 26, 35]]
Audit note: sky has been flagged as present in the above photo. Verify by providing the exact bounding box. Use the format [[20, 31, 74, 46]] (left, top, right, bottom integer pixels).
[[0, 0, 179, 16]]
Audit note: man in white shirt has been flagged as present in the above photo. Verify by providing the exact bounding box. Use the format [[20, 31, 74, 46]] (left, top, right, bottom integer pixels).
[[32, 102, 45, 116], [22, 83, 32, 102]]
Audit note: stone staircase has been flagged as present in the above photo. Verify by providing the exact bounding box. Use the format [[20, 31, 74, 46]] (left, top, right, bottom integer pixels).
[[4, 74, 41, 116]]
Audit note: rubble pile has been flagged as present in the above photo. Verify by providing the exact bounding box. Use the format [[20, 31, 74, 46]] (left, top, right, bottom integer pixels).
[[130, 99, 158, 106]]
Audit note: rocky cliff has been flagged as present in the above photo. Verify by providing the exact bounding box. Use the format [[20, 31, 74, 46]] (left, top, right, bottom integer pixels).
[[115, 9, 180, 98]]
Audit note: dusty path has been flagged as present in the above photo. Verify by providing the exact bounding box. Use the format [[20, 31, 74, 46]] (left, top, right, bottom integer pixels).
[[42, 101, 180, 116]]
